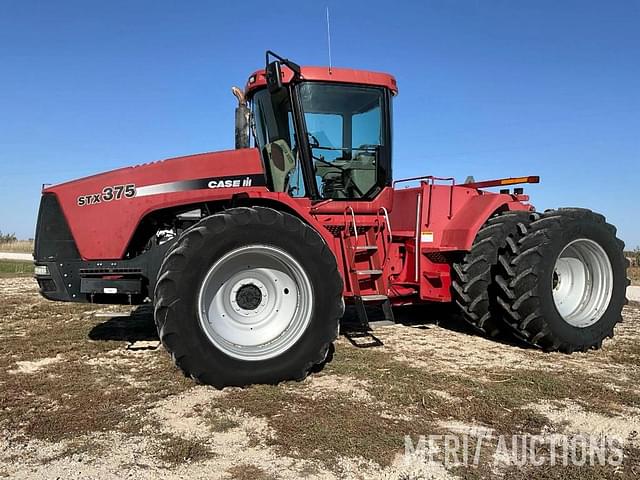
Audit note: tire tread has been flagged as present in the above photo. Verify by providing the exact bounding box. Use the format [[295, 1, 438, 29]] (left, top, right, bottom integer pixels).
[[153, 206, 344, 387], [451, 210, 534, 337], [496, 208, 627, 351]]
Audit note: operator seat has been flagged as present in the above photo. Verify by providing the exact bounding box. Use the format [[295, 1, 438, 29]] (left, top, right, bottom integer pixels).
[[264, 139, 296, 192]]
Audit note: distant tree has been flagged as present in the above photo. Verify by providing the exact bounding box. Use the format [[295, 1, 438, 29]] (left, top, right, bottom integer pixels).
[[0, 231, 17, 244]]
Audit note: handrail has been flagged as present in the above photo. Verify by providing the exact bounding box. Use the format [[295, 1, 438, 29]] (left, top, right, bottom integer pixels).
[[310, 198, 334, 212], [393, 175, 455, 188], [377, 206, 392, 266], [379, 206, 392, 246], [414, 193, 422, 282], [344, 205, 358, 242]]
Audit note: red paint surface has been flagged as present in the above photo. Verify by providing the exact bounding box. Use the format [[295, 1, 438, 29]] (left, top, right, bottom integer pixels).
[[245, 66, 398, 95], [389, 182, 533, 301], [43, 147, 535, 303], [44, 148, 268, 259]]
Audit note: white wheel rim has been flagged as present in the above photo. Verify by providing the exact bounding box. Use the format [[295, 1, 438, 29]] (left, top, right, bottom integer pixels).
[[197, 245, 313, 361], [551, 238, 613, 328]]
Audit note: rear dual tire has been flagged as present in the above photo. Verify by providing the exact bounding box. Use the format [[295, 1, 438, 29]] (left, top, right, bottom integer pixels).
[[495, 208, 628, 352], [452, 210, 533, 337]]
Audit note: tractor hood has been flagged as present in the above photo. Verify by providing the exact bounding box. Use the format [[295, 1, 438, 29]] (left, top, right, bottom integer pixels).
[[43, 148, 266, 199], [38, 148, 267, 260]]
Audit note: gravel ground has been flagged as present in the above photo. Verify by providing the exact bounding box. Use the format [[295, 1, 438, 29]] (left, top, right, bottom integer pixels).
[[0, 252, 32, 261], [1, 276, 639, 479]]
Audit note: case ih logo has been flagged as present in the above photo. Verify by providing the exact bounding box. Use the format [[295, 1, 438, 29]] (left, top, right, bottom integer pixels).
[[207, 177, 254, 189], [76, 174, 266, 206]]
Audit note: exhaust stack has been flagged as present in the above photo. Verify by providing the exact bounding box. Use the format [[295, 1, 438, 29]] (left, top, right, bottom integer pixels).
[[232, 86, 250, 149]]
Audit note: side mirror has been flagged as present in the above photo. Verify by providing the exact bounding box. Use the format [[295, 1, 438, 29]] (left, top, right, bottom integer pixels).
[[265, 61, 283, 93]]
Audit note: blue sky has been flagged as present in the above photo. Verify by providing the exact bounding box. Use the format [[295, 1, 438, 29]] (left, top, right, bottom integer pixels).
[[1, 1, 638, 246]]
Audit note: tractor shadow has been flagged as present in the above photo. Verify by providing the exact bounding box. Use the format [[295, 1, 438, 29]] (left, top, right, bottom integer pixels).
[[88, 305, 159, 344], [87, 304, 335, 374], [87, 303, 533, 354], [340, 303, 533, 351]]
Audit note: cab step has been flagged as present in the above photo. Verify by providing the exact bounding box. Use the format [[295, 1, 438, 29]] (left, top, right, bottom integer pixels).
[[355, 245, 378, 251], [353, 269, 383, 276], [360, 294, 388, 301], [369, 319, 396, 328], [347, 296, 395, 349]]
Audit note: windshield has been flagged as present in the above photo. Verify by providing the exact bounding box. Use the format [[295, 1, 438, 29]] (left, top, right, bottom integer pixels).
[[299, 83, 385, 199]]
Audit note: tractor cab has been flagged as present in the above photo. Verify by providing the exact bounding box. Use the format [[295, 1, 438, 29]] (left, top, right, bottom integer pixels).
[[242, 51, 396, 201]]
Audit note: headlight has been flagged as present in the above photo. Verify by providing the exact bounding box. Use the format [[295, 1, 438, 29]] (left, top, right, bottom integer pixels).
[[34, 265, 50, 276]]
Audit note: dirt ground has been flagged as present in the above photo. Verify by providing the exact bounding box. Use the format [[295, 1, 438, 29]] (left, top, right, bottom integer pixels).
[[1, 276, 639, 479]]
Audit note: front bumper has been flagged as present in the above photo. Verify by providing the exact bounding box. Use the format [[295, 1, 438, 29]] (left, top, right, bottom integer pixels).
[[34, 259, 146, 304], [33, 192, 169, 304]]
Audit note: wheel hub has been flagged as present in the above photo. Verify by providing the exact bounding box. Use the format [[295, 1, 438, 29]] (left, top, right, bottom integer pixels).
[[235, 284, 263, 311], [551, 238, 613, 328]]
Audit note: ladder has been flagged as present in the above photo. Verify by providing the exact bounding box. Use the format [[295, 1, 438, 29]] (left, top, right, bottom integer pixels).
[[342, 207, 395, 338]]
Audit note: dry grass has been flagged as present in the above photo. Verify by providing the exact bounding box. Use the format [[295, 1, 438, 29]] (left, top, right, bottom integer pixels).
[[629, 266, 640, 286], [227, 464, 274, 480], [453, 448, 640, 479], [0, 240, 33, 253], [213, 382, 436, 468], [204, 409, 241, 433], [1, 277, 639, 479], [0, 260, 33, 277], [156, 434, 214, 465], [0, 281, 193, 445]]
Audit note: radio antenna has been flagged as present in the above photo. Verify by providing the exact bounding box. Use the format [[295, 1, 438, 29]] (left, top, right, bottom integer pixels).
[[326, 6, 332, 74]]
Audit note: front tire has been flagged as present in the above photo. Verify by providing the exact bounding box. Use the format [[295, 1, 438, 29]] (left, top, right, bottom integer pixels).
[[495, 208, 628, 352], [154, 206, 344, 387]]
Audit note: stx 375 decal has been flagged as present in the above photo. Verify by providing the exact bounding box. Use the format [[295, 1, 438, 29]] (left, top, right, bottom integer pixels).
[[76, 174, 266, 206], [77, 184, 136, 206]]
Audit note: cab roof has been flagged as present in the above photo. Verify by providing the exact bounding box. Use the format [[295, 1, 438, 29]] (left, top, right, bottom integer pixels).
[[245, 66, 398, 96]]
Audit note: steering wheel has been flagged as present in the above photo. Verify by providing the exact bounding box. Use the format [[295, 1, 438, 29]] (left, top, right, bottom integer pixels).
[[307, 133, 365, 196], [313, 156, 365, 198], [314, 155, 345, 171]]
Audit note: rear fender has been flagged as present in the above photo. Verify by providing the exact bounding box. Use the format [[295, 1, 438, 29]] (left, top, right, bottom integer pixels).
[[440, 195, 532, 251]]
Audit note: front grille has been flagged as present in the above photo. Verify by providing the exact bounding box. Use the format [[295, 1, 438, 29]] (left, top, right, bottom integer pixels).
[[79, 267, 143, 276], [34, 193, 80, 261]]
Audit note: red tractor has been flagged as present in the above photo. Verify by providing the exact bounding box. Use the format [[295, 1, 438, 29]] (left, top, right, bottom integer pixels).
[[34, 51, 628, 387]]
